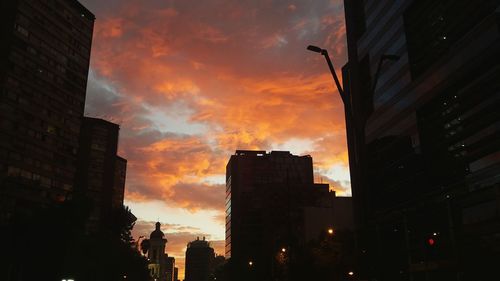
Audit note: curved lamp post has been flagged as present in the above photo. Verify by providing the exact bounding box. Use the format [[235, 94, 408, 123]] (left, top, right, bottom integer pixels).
[[307, 45, 346, 105], [306, 45, 400, 106]]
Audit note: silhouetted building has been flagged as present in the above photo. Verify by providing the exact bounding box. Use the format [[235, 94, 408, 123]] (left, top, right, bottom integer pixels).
[[225, 150, 352, 280], [146, 222, 172, 281], [174, 267, 179, 281], [113, 155, 127, 208], [165, 256, 176, 281], [0, 0, 95, 223], [185, 237, 215, 281], [303, 192, 353, 242], [343, 1, 500, 280], [74, 117, 126, 231]]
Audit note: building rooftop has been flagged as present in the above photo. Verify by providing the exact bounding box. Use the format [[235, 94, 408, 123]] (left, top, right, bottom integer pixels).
[[150, 222, 166, 240], [187, 237, 211, 248], [234, 150, 311, 158]]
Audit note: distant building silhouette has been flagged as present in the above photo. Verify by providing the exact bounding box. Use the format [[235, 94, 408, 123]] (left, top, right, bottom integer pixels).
[[74, 117, 127, 231], [165, 256, 176, 281], [185, 237, 215, 281], [145, 222, 176, 281], [225, 150, 352, 280], [174, 267, 179, 281], [0, 0, 95, 223], [343, 0, 500, 280]]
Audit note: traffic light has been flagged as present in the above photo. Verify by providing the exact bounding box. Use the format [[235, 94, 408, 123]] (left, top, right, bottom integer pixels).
[[424, 232, 440, 259], [427, 237, 436, 246]]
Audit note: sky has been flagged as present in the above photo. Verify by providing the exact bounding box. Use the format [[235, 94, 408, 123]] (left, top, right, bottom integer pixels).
[[79, 0, 348, 278]]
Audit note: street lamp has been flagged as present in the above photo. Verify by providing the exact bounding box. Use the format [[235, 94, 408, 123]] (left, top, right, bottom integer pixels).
[[327, 228, 334, 235], [306, 45, 400, 106], [306, 45, 346, 105], [281, 247, 287, 253]]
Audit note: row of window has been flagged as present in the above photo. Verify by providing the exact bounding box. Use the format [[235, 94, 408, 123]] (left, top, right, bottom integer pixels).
[[37, 0, 94, 30], [1, 122, 78, 170], [18, 1, 92, 54], [11, 44, 87, 91], [0, 105, 79, 146], [4, 78, 83, 127], [5, 55, 85, 109], [6, 165, 71, 190]]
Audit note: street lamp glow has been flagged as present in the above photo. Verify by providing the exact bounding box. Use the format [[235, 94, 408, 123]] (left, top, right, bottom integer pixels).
[[281, 247, 286, 253], [328, 228, 334, 235], [248, 261, 253, 266], [348, 271, 354, 276]]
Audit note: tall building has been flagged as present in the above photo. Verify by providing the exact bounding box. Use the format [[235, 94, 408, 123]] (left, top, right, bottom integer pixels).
[[225, 150, 352, 280], [0, 0, 94, 222], [74, 117, 127, 231], [342, 1, 500, 280], [185, 237, 215, 281]]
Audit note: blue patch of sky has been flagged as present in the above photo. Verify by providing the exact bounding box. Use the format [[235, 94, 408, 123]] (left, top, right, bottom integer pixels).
[[143, 101, 207, 135]]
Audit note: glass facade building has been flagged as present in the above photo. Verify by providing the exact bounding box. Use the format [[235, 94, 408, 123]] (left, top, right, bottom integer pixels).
[[343, 0, 500, 280]]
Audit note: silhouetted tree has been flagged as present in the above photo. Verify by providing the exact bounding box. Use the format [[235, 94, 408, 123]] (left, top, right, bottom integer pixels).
[[289, 229, 355, 281], [140, 238, 151, 255], [0, 198, 149, 281], [109, 205, 136, 245]]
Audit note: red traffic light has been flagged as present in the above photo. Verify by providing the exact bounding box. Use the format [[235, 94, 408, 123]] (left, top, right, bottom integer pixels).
[[427, 238, 435, 246]]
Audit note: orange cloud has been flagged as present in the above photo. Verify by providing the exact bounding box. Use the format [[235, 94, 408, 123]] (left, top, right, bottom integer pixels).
[[79, 3, 351, 279], [83, 0, 349, 222], [97, 18, 125, 38]]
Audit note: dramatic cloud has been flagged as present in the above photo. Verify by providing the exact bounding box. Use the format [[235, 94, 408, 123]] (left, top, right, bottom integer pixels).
[[81, 0, 348, 276]]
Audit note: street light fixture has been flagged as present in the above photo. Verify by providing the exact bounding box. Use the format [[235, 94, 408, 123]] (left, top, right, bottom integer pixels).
[[306, 45, 346, 105], [328, 228, 334, 235], [307, 45, 400, 107], [281, 247, 287, 253]]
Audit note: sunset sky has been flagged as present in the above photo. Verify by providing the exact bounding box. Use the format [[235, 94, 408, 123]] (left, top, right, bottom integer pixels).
[[79, 0, 348, 278]]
